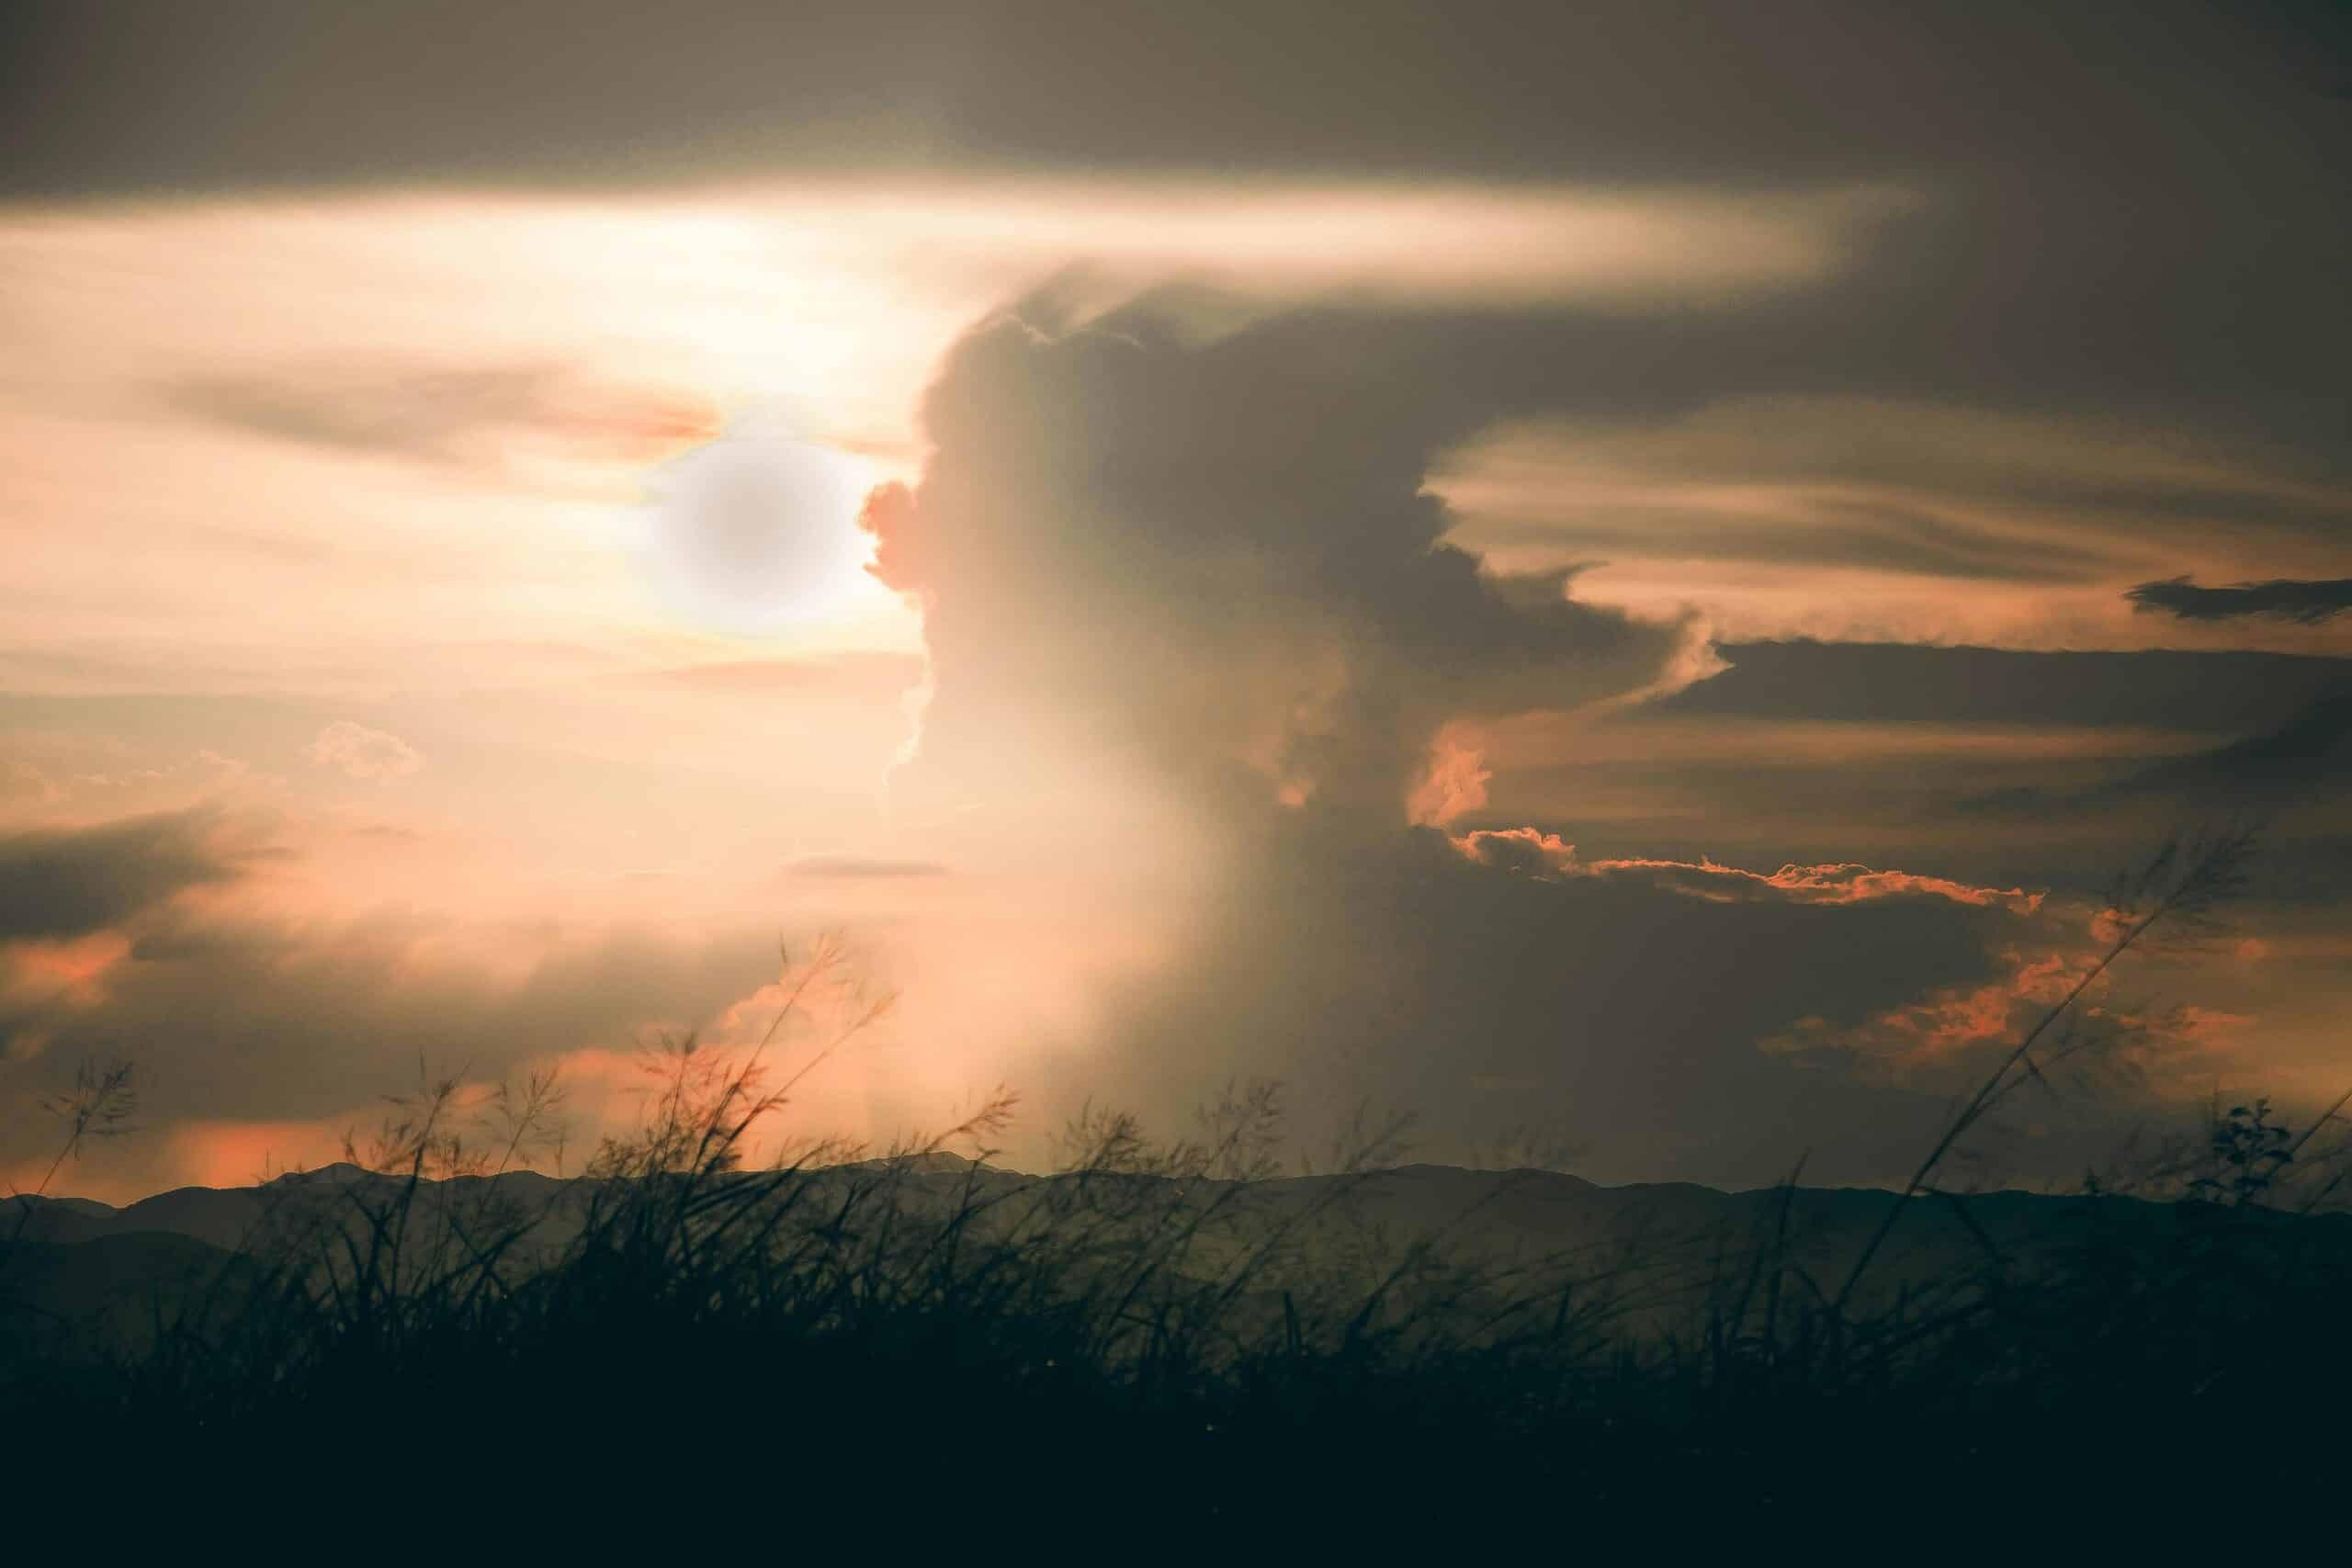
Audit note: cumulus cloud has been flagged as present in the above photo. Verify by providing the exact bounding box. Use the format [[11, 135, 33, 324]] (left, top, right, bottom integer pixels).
[[2127, 575, 2352, 625], [1405, 731, 1493, 828], [864, 299, 1708, 826], [304, 721, 424, 783], [842, 298, 2109, 1184]]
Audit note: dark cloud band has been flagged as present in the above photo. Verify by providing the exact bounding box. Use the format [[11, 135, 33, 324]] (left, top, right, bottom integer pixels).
[[0, 807, 240, 942], [2126, 576, 2352, 625]]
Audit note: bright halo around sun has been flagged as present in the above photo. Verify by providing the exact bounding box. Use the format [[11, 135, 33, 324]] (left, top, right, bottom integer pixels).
[[639, 422, 886, 635]]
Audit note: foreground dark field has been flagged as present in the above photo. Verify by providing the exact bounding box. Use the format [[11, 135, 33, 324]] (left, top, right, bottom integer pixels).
[[7, 837, 2349, 1523], [8, 1073, 2352, 1522]]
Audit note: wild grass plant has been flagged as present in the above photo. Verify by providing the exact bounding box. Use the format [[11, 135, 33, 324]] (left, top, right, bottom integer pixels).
[[6, 844, 2350, 1519]]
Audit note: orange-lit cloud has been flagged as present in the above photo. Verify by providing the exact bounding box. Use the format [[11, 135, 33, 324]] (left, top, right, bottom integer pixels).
[[1449, 828, 2042, 913], [0, 931, 132, 1061], [1763, 931, 2257, 1094], [1589, 858, 2044, 913], [1406, 730, 1492, 827]]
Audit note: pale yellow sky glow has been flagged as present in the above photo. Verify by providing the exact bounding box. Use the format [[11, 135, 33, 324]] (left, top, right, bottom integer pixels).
[[0, 177, 1912, 699]]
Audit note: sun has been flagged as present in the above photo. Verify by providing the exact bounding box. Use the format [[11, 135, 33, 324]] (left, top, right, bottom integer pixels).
[[639, 423, 885, 635]]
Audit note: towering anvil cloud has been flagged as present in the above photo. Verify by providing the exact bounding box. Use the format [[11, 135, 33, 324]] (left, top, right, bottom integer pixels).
[[852, 301, 2057, 1184], [862, 302, 1704, 824]]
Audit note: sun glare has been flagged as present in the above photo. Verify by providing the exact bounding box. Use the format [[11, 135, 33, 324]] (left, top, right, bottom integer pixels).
[[637, 423, 888, 635]]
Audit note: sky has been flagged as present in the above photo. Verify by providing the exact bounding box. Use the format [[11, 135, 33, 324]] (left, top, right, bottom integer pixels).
[[4, 1, 2348, 1201]]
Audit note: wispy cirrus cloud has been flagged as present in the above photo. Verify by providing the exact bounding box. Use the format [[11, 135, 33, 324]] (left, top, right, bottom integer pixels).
[[167, 361, 718, 476], [781, 853, 951, 881]]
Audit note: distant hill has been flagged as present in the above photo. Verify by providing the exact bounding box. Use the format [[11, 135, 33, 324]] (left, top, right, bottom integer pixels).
[[12, 1155, 2341, 1333]]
